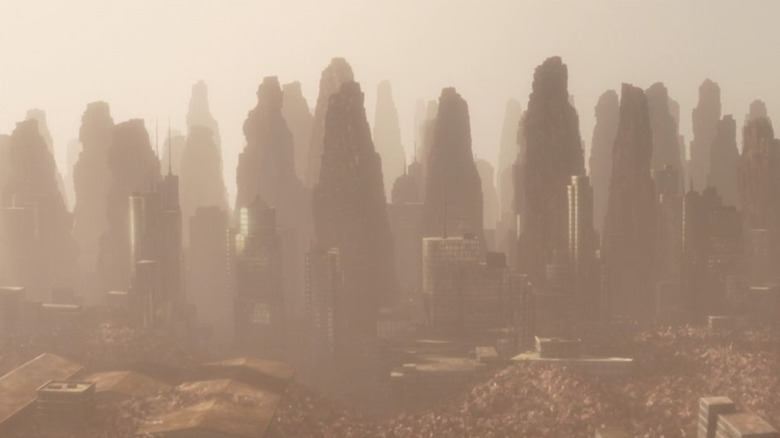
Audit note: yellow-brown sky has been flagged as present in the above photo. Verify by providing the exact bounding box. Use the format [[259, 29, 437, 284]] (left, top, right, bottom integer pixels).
[[1, 0, 778, 206]]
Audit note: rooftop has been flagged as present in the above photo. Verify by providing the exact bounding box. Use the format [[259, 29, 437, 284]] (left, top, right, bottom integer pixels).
[[0, 353, 83, 428], [38, 380, 95, 394]]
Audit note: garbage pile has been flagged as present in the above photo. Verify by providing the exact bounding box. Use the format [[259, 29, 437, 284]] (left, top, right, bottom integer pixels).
[[270, 325, 780, 438]]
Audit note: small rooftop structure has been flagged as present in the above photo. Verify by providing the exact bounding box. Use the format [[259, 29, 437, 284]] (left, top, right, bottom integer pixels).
[[86, 370, 171, 401], [136, 397, 276, 438], [37, 380, 95, 396], [0, 353, 83, 432], [717, 412, 779, 438], [36, 380, 96, 429], [195, 357, 294, 394], [699, 396, 736, 438]]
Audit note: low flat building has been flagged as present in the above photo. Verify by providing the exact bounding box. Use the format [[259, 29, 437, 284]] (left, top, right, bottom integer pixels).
[[0, 353, 83, 433], [513, 337, 633, 377]]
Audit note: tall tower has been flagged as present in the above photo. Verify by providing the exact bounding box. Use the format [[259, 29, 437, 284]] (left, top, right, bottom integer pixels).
[[566, 175, 597, 288], [127, 129, 183, 331], [422, 235, 481, 336], [234, 197, 284, 357]]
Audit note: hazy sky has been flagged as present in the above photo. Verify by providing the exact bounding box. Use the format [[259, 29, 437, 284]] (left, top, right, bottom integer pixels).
[[2, 0, 779, 206]]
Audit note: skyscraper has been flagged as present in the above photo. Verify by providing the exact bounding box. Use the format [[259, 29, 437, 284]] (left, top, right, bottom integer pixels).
[[602, 84, 657, 320], [186, 206, 232, 344], [422, 235, 480, 335], [566, 175, 598, 312], [423, 88, 484, 248], [234, 198, 284, 357], [517, 57, 585, 282], [127, 169, 183, 330], [311, 80, 397, 376]]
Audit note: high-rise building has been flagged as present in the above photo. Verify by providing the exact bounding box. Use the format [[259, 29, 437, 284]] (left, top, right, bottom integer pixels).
[[651, 164, 681, 198], [566, 176, 597, 290], [186, 206, 232, 343], [422, 235, 480, 335], [2, 200, 38, 289], [98, 119, 161, 292], [127, 169, 183, 330], [516, 57, 585, 283], [3, 120, 78, 300], [423, 88, 485, 249], [387, 201, 423, 320], [602, 83, 657, 320], [234, 198, 284, 357], [745, 228, 771, 286], [311, 80, 397, 369], [304, 246, 342, 356], [654, 165, 684, 289], [682, 188, 743, 319]]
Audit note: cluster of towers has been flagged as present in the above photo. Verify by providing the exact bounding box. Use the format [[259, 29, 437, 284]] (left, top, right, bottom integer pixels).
[[1, 55, 778, 405]]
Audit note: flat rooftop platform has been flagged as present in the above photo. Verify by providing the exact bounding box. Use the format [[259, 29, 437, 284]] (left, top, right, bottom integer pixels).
[[512, 351, 634, 376]]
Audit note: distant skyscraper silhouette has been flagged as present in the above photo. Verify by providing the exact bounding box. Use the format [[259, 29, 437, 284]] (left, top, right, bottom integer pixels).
[[305, 58, 354, 188], [516, 57, 585, 283], [589, 90, 619, 234], [690, 79, 721, 191], [282, 81, 314, 184], [73, 102, 114, 278], [373, 80, 406, 199], [234, 198, 284, 356], [312, 80, 397, 369], [423, 88, 484, 248], [2, 119, 78, 300], [602, 83, 657, 320], [98, 119, 161, 292]]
